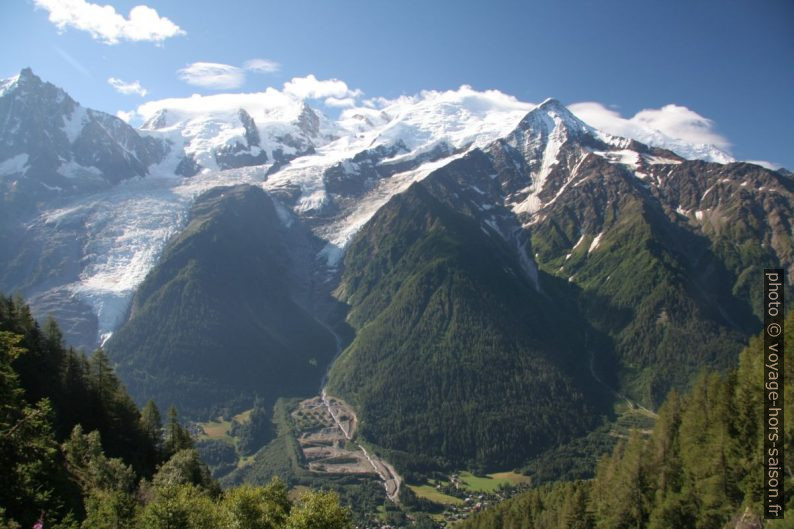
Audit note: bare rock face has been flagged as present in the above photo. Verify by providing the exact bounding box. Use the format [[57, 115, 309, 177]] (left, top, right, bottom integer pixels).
[[0, 68, 167, 208]]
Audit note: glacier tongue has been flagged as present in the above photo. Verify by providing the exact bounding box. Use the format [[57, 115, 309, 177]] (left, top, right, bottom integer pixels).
[[41, 167, 270, 343], [7, 77, 750, 348]]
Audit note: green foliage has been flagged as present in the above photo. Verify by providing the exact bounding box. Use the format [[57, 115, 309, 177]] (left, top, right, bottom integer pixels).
[[153, 449, 220, 495], [220, 478, 291, 529], [61, 425, 136, 494], [0, 329, 63, 526], [0, 296, 353, 529], [285, 490, 353, 529], [138, 483, 222, 529], [164, 405, 194, 455], [232, 396, 275, 456], [0, 295, 161, 479], [328, 182, 605, 469], [460, 314, 793, 529], [546, 195, 751, 408], [0, 295, 164, 526], [106, 185, 336, 418], [81, 490, 137, 529], [196, 438, 238, 477]]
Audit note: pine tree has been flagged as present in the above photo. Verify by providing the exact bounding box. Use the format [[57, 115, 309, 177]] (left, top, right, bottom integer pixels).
[[0, 331, 62, 526], [140, 400, 163, 450], [165, 406, 193, 456], [42, 315, 64, 351], [89, 349, 117, 402], [558, 483, 592, 529]]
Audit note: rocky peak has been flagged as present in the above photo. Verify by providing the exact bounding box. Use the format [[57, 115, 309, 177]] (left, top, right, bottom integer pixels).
[[141, 109, 168, 130], [296, 103, 320, 137], [513, 98, 592, 139], [238, 108, 261, 147]]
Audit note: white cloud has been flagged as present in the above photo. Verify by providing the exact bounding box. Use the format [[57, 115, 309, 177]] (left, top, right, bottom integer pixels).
[[34, 0, 185, 45], [137, 74, 367, 126], [283, 74, 363, 101], [172, 67, 364, 105], [108, 77, 147, 97], [116, 110, 135, 122], [177, 59, 280, 90], [324, 96, 356, 108], [244, 58, 280, 73], [745, 160, 781, 170], [568, 101, 731, 151], [136, 89, 299, 123], [178, 62, 245, 90]]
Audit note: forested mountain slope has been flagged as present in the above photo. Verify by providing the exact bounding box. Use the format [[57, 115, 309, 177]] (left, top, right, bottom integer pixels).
[[107, 185, 337, 418], [460, 313, 793, 529]]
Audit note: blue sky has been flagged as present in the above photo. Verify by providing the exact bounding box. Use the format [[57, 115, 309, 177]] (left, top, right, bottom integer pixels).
[[2, 0, 793, 168]]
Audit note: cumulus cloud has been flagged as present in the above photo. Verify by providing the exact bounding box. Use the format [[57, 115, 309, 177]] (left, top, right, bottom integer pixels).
[[324, 96, 357, 108], [137, 74, 368, 127], [568, 101, 731, 151], [178, 62, 245, 90], [244, 58, 280, 73], [173, 67, 364, 106], [116, 109, 135, 122], [34, 0, 185, 45], [108, 77, 147, 97], [284, 74, 363, 101]]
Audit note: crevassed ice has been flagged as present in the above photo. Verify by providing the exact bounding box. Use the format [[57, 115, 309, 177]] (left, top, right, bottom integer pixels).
[[50, 168, 267, 343]]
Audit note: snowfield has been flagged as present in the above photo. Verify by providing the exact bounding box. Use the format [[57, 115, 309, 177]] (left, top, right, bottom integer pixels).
[[3, 76, 743, 346]]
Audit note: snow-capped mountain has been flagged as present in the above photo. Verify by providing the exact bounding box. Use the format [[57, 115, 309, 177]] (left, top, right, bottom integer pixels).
[[0, 69, 783, 351], [138, 94, 341, 177], [0, 68, 167, 203]]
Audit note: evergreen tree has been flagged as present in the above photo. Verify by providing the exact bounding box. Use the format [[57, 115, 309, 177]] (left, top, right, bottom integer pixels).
[[152, 448, 219, 495], [0, 330, 63, 526], [0, 295, 356, 528], [140, 400, 163, 450], [88, 349, 117, 402], [558, 484, 592, 529], [165, 405, 193, 456]]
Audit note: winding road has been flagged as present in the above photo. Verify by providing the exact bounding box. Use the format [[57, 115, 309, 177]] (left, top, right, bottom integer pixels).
[[321, 389, 402, 502], [317, 326, 402, 502]]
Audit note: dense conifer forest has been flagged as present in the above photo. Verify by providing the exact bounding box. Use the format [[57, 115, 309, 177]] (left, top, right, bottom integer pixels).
[[0, 295, 351, 528], [459, 313, 793, 529]]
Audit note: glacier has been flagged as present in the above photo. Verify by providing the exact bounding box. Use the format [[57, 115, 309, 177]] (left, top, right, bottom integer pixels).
[[0, 71, 752, 348]]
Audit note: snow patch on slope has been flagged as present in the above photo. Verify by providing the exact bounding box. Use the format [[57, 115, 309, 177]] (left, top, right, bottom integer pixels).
[[267, 86, 533, 258], [588, 232, 604, 253], [40, 166, 268, 343], [0, 153, 29, 175], [63, 106, 88, 143], [593, 149, 640, 169]]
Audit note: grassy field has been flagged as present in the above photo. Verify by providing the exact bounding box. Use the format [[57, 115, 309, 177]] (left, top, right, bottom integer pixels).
[[237, 454, 256, 469], [198, 407, 254, 441], [458, 471, 531, 493], [409, 485, 464, 506], [199, 418, 233, 441]]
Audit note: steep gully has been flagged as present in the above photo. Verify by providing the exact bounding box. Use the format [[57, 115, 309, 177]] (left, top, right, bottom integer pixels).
[[585, 332, 658, 418], [318, 327, 402, 502]]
